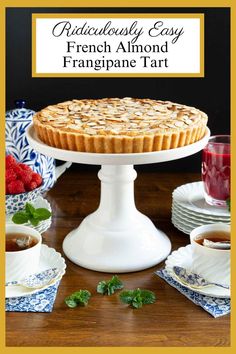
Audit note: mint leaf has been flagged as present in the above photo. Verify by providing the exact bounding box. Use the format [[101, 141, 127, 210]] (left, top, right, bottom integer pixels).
[[29, 216, 40, 226], [12, 202, 52, 227], [65, 297, 78, 308], [33, 208, 51, 221], [12, 211, 29, 224], [97, 275, 124, 295], [119, 288, 156, 308], [65, 290, 91, 308], [97, 280, 107, 295], [25, 202, 36, 216]]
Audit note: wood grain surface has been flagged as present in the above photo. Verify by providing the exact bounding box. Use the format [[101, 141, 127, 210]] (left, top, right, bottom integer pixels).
[[6, 170, 230, 347]]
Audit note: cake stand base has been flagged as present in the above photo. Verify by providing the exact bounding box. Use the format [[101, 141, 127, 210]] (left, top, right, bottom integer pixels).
[[63, 165, 171, 272], [63, 213, 171, 273]]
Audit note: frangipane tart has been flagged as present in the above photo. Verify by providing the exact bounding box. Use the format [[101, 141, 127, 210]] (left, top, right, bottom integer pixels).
[[33, 97, 208, 153]]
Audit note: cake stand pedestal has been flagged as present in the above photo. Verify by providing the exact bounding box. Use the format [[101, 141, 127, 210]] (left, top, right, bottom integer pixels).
[[27, 126, 210, 272]]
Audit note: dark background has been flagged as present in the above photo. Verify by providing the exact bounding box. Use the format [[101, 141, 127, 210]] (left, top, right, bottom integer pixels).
[[6, 7, 230, 172]]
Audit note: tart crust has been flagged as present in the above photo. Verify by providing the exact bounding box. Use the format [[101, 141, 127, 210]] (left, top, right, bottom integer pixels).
[[33, 98, 208, 153]]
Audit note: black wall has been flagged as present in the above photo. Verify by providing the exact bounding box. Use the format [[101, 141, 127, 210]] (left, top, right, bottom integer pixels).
[[6, 7, 230, 172]]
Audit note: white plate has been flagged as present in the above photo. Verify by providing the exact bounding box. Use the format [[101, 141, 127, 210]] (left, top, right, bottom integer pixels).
[[173, 182, 230, 217], [172, 207, 230, 227], [5, 244, 66, 298], [171, 216, 193, 235], [6, 196, 52, 234], [172, 201, 230, 222], [172, 209, 203, 227], [165, 244, 230, 298]]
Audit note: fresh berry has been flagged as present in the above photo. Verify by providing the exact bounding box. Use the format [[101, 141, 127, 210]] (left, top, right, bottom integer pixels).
[[17, 170, 33, 185], [25, 181, 37, 191], [6, 169, 17, 183], [5, 156, 42, 194], [31, 172, 42, 187], [18, 163, 32, 172], [8, 180, 25, 194], [12, 164, 23, 177], [6, 155, 17, 169]]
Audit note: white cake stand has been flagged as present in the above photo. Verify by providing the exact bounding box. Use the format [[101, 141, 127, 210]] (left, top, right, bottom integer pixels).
[[27, 126, 210, 273]]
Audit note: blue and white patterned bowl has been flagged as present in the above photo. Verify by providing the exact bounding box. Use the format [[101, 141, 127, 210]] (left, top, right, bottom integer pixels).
[[5, 101, 56, 192], [5, 184, 43, 215]]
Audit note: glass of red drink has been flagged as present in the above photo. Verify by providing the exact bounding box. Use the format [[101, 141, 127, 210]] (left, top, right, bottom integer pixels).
[[202, 135, 230, 207]]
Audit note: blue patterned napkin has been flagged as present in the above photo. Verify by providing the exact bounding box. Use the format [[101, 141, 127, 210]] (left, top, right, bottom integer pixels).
[[155, 269, 230, 318], [5, 280, 60, 312]]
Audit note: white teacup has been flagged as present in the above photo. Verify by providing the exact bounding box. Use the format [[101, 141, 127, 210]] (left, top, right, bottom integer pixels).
[[190, 223, 230, 286], [5, 225, 42, 282]]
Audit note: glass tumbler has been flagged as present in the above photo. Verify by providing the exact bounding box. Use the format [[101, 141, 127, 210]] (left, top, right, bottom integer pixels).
[[201, 135, 230, 207]]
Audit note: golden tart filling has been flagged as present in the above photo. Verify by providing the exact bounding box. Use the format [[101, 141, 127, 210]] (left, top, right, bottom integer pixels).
[[33, 97, 208, 153]]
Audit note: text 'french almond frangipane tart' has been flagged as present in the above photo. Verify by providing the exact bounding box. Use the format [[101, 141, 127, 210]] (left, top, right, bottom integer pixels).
[[33, 97, 208, 153]]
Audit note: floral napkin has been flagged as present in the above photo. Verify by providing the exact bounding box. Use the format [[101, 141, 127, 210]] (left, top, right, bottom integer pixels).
[[155, 269, 230, 318], [5, 280, 60, 312]]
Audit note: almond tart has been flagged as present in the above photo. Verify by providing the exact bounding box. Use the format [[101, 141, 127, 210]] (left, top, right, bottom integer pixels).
[[33, 97, 208, 153]]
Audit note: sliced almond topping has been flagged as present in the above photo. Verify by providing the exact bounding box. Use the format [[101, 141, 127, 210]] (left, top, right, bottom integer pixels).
[[85, 128, 97, 135], [166, 123, 176, 128], [159, 124, 168, 129], [174, 121, 185, 127], [36, 98, 207, 138], [87, 122, 97, 126]]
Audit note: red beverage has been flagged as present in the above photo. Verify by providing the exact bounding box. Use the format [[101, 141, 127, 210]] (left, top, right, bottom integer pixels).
[[202, 136, 230, 206]]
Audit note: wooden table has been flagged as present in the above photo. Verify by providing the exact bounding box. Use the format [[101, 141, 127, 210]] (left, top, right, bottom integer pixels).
[[6, 170, 230, 347]]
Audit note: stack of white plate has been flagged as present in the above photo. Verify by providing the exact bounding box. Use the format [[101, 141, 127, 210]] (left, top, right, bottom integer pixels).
[[172, 182, 230, 235]]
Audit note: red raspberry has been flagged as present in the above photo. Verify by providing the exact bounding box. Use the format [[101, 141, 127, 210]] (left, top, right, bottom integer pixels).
[[18, 163, 33, 172], [6, 155, 17, 169], [25, 181, 37, 191], [13, 164, 23, 177], [17, 169, 33, 185], [8, 180, 25, 194], [6, 169, 17, 183], [31, 173, 42, 187], [6, 183, 9, 194]]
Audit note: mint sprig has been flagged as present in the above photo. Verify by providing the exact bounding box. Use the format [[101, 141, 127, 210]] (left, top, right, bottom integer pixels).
[[97, 275, 124, 295], [119, 288, 156, 308], [12, 202, 51, 226], [65, 290, 91, 308]]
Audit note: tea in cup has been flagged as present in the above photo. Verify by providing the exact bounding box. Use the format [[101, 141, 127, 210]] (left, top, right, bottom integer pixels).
[[190, 223, 230, 286], [5, 225, 42, 282]]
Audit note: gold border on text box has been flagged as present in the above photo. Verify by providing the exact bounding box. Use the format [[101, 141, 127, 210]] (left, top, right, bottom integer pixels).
[[32, 13, 204, 78]]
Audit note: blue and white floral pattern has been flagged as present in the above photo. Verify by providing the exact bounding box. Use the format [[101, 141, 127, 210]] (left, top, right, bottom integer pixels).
[[155, 269, 230, 318], [173, 266, 229, 289], [5, 185, 42, 214], [6, 268, 60, 288], [6, 280, 60, 312], [6, 107, 56, 192]]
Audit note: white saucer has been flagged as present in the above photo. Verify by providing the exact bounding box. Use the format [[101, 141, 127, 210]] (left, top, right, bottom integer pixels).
[[165, 245, 230, 298], [5, 244, 66, 298], [173, 201, 230, 221], [171, 199, 230, 235], [6, 196, 52, 234], [172, 215, 196, 231], [171, 217, 192, 235], [173, 182, 230, 218], [172, 208, 230, 229]]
